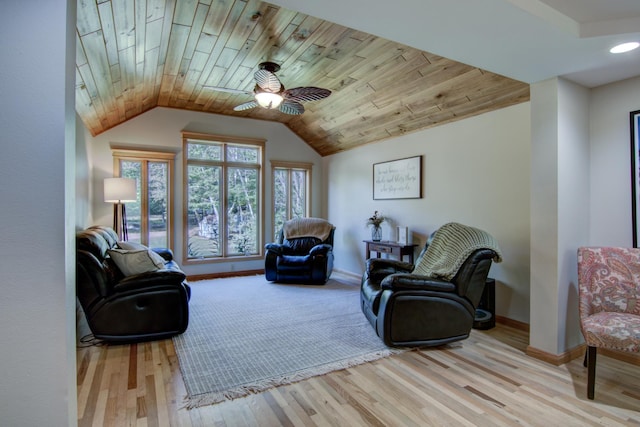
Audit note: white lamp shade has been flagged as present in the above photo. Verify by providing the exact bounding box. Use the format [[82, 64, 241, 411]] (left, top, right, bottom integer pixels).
[[104, 177, 137, 203]]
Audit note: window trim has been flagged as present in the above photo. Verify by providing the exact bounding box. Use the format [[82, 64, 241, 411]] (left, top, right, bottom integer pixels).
[[182, 132, 265, 265], [270, 160, 313, 239], [111, 147, 176, 249]]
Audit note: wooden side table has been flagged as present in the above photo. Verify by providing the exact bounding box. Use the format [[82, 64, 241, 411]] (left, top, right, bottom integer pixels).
[[363, 240, 419, 264]]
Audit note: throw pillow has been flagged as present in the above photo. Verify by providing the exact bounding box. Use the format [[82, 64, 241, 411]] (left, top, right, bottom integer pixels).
[[117, 241, 148, 251], [107, 248, 166, 276]]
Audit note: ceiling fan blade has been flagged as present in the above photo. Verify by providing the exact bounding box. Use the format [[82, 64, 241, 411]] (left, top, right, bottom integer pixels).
[[283, 87, 331, 103], [279, 100, 305, 115], [254, 69, 282, 92], [233, 101, 259, 111], [205, 86, 253, 95]]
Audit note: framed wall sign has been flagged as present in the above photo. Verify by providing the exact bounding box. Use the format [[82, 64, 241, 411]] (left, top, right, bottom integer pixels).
[[373, 155, 422, 200], [631, 110, 640, 247]]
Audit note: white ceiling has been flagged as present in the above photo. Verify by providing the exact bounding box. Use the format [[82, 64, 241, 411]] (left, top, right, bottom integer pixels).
[[267, 0, 640, 88]]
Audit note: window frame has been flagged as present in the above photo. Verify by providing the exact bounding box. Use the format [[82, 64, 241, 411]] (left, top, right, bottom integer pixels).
[[271, 160, 312, 240], [182, 131, 265, 265], [111, 147, 176, 249]]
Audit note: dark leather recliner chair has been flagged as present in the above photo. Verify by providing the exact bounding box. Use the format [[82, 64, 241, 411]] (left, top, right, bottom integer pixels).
[[265, 218, 335, 285], [76, 225, 190, 343], [361, 222, 501, 347]]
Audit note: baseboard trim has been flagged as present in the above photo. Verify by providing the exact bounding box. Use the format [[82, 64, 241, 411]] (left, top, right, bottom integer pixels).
[[525, 342, 640, 367], [495, 315, 529, 332], [600, 348, 640, 366], [187, 269, 264, 282], [525, 343, 585, 366]]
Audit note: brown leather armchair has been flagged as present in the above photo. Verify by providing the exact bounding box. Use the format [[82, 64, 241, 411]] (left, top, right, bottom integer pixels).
[[361, 222, 501, 347]]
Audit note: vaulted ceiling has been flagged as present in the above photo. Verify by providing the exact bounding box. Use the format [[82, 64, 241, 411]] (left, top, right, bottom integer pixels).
[[75, 0, 531, 156]]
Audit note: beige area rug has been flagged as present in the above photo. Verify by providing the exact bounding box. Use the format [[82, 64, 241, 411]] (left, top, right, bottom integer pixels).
[[173, 274, 402, 408]]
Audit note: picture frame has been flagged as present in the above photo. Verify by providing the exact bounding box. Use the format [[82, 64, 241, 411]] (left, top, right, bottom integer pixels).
[[631, 110, 640, 247], [373, 155, 422, 200]]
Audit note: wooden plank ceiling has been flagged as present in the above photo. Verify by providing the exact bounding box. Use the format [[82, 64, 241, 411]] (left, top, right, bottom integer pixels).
[[76, 0, 530, 156]]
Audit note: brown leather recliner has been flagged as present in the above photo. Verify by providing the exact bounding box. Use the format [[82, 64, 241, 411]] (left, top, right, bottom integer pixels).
[[361, 222, 501, 347], [76, 225, 190, 343]]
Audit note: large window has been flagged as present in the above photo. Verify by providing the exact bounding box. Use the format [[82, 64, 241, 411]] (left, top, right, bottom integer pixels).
[[112, 148, 175, 248], [183, 132, 264, 263], [271, 161, 312, 240]]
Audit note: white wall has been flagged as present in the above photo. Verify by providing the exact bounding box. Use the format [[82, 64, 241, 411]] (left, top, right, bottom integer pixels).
[[324, 103, 532, 322], [590, 75, 640, 246], [529, 79, 560, 353], [557, 79, 590, 352], [528, 76, 640, 357], [84, 107, 324, 276], [0, 1, 76, 426], [76, 113, 92, 228], [529, 78, 591, 355]]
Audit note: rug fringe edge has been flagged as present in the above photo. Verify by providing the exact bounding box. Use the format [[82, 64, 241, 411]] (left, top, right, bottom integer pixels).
[[182, 348, 404, 409]]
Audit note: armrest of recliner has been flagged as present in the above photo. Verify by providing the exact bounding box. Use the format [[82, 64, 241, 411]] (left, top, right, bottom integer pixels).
[[380, 273, 457, 292], [151, 247, 174, 262], [309, 243, 332, 256], [366, 258, 414, 275], [114, 270, 187, 293], [265, 243, 286, 256], [364, 258, 414, 285]]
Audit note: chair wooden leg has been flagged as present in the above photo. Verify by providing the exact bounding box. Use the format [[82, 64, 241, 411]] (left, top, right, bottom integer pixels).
[[586, 346, 597, 400]]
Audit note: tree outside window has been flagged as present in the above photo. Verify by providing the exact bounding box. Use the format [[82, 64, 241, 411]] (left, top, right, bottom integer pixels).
[[183, 133, 264, 263], [112, 149, 175, 249], [271, 161, 312, 240]]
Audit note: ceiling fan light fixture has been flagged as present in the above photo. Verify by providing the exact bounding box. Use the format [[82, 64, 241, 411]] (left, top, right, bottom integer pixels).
[[610, 42, 639, 54], [255, 91, 284, 109]]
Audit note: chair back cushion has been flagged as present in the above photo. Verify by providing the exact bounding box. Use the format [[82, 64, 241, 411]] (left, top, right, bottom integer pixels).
[[77, 225, 119, 260], [76, 226, 122, 308], [276, 224, 335, 254], [578, 247, 640, 316], [283, 236, 323, 254]]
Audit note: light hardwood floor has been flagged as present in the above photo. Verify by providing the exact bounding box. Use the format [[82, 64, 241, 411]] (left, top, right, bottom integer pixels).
[[76, 322, 640, 426]]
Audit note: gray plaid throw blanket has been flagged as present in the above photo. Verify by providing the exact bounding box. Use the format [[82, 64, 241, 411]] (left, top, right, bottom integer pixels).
[[412, 222, 502, 280]]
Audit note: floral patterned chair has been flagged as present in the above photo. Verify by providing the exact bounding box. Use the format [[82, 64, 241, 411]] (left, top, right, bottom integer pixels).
[[577, 247, 640, 399]]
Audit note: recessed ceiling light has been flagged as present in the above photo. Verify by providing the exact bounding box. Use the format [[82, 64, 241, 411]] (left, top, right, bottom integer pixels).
[[610, 42, 640, 54]]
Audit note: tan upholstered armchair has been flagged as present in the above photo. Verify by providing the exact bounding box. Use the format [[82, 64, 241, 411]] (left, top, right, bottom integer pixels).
[[577, 247, 640, 399]]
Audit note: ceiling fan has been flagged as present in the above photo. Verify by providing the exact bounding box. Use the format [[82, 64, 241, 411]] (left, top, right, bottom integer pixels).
[[208, 62, 331, 115]]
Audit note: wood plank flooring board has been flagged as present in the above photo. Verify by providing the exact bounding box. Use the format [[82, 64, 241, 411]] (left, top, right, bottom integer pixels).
[[371, 395, 428, 427], [306, 377, 367, 426], [269, 390, 309, 427], [390, 356, 491, 419], [372, 362, 478, 426], [382, 359, 500, 426], [368, 384, 440, 426], [77, 325, 640, 426], [322, 376, 386, 426], [518, 385, 623, 426]]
